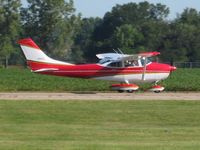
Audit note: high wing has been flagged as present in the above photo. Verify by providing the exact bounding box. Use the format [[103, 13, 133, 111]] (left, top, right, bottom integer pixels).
[[96, 51, 160, 62], [96, 53, 132, 61], [117, 52, 160, 62]]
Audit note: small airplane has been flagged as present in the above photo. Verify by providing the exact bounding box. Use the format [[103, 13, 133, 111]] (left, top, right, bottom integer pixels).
[[18, 38, 176, 93]]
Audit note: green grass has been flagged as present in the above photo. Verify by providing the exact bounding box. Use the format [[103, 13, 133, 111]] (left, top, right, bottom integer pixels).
[[0, 68, 200, 91], [0, 68, 110, 91], [0, 100, 200, 150], [163, 68, 200, 91]]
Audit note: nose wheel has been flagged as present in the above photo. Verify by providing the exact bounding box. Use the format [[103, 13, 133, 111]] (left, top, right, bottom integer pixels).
[[149, 84, 165, 93]]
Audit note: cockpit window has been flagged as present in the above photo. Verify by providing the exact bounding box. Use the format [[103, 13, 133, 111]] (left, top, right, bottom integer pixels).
[[99, 57, 152, 67], [99, 59, 111, 64], [124, 60, 139, 67], [108, 61, 122, 67]]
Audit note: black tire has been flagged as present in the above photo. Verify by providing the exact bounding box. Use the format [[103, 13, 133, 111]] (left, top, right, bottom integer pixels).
[[127, 90, 134, 93], [154, 90, 161, 93], [118, 90, 124, 93]]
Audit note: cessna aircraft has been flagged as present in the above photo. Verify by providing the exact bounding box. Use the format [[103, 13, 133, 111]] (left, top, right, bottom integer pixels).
[[18, 38, 176, 93]]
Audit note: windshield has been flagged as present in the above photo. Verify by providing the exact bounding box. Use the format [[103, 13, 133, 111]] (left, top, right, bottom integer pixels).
[[140, 57, 152, 66], [99, 59, 112, 64]]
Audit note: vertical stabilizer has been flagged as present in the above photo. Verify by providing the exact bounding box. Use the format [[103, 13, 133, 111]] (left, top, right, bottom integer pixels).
[[18, 38, 73, 71]]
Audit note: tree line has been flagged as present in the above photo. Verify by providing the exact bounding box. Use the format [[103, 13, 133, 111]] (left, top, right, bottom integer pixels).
[[0, 0, 200, 67]]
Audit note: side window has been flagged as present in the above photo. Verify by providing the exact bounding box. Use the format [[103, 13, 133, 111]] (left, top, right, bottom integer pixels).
[[108, 62, 122, 68], [99, 59, 111, 64]]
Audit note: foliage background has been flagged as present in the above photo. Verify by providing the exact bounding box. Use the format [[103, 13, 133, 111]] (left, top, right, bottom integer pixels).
[[0, 0, 200, 66]]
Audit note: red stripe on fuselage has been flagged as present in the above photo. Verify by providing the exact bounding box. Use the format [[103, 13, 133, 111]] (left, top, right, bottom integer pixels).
[[27, 60, 171, 78]]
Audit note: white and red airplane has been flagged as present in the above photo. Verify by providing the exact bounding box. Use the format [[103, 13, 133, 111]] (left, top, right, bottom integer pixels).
[[18, 38, 176, 93]]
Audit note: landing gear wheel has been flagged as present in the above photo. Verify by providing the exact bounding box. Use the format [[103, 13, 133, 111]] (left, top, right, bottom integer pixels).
[[118, 90, 124, 93], [111, 83, 139, 93], [127, 90, 134, 93], [149, 85, 165, 93]]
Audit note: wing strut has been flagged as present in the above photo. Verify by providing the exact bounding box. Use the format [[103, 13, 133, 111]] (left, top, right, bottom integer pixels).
[[142, 57, 147, 81]]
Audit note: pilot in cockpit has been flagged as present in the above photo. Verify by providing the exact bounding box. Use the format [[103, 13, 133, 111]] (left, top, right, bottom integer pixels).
[[125, 60, 138, 67]]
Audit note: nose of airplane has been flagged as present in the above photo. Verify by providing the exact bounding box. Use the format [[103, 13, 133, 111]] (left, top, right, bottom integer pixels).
[[170, 66, 177, 71]]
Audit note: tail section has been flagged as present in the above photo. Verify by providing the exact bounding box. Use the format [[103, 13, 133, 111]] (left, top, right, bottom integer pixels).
[[18, 38, 73, 71], [18, 38, 51, 62]]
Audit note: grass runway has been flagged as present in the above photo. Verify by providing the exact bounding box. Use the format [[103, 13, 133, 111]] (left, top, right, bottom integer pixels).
[[0, 100, 200, 150]]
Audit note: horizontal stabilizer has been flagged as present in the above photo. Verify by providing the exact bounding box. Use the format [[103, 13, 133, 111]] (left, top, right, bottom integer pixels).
[[33, 68, 59, 73]]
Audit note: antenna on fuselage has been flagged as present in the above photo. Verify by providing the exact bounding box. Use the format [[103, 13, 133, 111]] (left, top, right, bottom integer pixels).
[[117, 48, 124, 55], [113, 49, 119, 54], [113, 48, 123, 60]]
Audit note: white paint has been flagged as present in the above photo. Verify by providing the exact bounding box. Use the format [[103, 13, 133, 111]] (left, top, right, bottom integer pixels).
[[93, 73, 170, 83], [33, 68, 59, 72]]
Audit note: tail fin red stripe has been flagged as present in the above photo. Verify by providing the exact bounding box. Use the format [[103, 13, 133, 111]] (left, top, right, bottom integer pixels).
[[18, 38, 41, 50]]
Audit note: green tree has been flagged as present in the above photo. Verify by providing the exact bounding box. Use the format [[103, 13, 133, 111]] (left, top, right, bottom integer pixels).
[[94, 1, 169, 41], [112, 24, 143, 54], [72, 17, 102, 62], [177, 8, 200, 61], [0, 0, 21, 67], [158, 23, 199, 62], [21, 0, 79, 60], [177, 8, 200, 26], [89, 1, 169, 60], [158, 8, 200, 62]]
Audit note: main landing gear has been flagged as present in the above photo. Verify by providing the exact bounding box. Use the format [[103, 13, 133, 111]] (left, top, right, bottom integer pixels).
[[110, 82, 165, 93], [110, 83, 139, 93]]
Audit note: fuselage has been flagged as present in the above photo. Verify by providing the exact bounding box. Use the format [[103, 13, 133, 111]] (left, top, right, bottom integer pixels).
[[18, 38, 176, 85], [27, 60, 175, 83]]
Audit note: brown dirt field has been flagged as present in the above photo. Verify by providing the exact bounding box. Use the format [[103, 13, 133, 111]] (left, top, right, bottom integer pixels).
[[0, 92, 200, 100]]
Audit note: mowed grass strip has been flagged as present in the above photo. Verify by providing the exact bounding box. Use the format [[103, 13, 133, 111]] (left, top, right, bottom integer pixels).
[[0, 100, 200, 150], [0, 68, 200, 91]]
